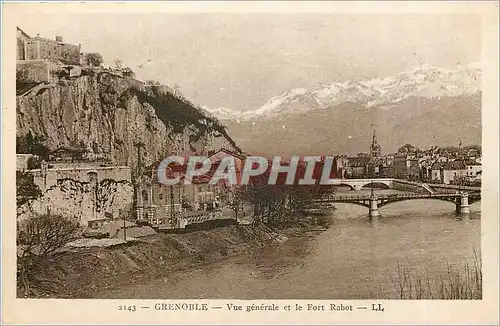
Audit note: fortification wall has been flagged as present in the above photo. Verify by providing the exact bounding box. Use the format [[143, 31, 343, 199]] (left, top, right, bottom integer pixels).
[[31, 166, 131, 192], [16, 60, 57, 83], [17, 178, 134, 227]]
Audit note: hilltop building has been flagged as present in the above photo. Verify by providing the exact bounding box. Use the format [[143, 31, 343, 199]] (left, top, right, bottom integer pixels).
[[17, 27, 81, 64], [16, 26, 83, 84]]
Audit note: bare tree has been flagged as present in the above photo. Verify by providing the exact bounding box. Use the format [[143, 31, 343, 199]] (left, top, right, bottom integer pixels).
[[227, 186, 246, 220], [17, 214, 80, 296]]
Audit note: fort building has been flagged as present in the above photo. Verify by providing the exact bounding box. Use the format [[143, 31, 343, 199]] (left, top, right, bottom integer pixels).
[[17, 26, 83, 84], [17, 27, 81, 64]]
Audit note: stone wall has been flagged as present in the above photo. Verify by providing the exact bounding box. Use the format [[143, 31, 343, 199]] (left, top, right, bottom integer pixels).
[[16, 154, 34, 171], [31, 165, 131, 192], [16, 60, 57, 83], [17, 178, 134, 227]]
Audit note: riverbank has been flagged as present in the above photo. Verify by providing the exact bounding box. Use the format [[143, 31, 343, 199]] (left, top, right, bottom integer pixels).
[[18, 223, 291, 298]]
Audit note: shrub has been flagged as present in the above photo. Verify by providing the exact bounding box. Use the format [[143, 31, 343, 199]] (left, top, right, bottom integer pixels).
[[16, 171, 42, 207], [122, 67, 135, 78], [86, 52, 103, 67], [17, 214, 80, 296]]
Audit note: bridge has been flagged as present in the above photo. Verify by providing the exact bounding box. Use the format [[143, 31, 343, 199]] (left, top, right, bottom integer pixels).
[[314, 192, 481, 218], [326, 178, 481, 193]]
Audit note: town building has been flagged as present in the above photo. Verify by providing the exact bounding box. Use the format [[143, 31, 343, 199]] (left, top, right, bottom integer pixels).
[[393, 153, 410, 179], [430, 161, 445, 183], [418, 158, 435, 182], [208, 148, 246, 185], [442, 160, 467, 185], [407, 157, 420, 181], [334, 155, 349, 179], [346, 156, 371, 178], [464, 159, 482, 180], [136, 159, 224, 228]]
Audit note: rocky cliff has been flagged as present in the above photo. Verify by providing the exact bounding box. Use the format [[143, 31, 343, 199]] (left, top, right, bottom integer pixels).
[[16, 68, 241, 168]]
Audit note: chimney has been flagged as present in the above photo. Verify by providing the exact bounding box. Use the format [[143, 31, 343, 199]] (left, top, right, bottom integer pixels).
[[55, 36, 63, 42]]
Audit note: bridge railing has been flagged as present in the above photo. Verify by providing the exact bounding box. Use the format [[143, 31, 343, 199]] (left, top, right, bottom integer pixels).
[[315, 192, 465, 202], [428, 183, 481, 192]]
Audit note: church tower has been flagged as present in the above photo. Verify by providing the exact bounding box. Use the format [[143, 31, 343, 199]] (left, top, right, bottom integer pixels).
[[370, 128, 381, 158]]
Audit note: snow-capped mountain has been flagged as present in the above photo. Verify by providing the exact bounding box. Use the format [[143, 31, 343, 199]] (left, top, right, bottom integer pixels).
[[205, 62, 481, 121], [200, 106, 243, 121]]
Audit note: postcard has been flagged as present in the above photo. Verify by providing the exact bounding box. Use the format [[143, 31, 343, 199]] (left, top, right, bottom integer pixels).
[[2, 1, 499, 325]]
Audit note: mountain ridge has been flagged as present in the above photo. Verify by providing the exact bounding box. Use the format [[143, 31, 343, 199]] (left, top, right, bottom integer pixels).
[[204, 62, 481, 121]]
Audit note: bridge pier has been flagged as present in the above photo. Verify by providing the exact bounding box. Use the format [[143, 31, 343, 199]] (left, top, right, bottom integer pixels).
[[456, 193, 470, 215], [369, 196, 379, 218]]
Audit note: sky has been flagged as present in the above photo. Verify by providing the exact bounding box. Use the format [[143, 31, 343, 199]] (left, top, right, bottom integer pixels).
[[17, 12, 481, 112]]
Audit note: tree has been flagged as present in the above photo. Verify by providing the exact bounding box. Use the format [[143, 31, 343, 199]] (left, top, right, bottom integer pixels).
[[16, 171, 42, 207], [398, 143, 420, 154], [27, 156, 41, 170], [227, 187, 247, 220], [145, 80, 161, 86], [86, 52, 103, 67], [122, 67, 135, 78], [17, 214, 80, 296], [16, 132, 50, 159], [113, 59, 123, 70]]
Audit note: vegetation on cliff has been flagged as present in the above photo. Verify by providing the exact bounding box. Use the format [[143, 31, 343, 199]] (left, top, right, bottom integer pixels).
[[131, 83, 242, 153], [16, 171, 42, 207]]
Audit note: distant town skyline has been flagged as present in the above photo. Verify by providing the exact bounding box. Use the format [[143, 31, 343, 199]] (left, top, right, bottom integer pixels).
[[17, 12, 481, 112]]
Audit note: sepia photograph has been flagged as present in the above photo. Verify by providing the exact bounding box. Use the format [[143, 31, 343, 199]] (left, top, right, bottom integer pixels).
[[2, 1, 499, 325]]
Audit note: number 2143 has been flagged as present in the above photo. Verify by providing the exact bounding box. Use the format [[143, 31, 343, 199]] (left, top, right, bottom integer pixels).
[[119, 305, 136, 312]]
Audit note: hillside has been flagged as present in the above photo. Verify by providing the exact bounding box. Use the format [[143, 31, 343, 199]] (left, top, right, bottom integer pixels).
[[16, 68, 241, 167]]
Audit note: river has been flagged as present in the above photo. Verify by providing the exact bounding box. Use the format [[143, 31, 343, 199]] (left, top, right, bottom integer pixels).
[[102, 189, 481, 299]]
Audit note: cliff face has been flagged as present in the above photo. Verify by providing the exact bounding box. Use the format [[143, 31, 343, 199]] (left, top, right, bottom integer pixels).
[[16, 69, 240, 168]]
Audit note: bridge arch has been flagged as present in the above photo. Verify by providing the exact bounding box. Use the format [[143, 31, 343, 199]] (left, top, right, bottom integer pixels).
[[469, 198, 481, 205], [360, 182, 391, 190], [337, 183, 356, 191]]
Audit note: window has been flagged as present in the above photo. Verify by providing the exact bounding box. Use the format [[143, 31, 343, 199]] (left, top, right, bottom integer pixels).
[[159, 193, 163, 201]]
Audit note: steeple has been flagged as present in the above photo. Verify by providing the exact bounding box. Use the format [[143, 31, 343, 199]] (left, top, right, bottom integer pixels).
[[370, 127, 381, 158]]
